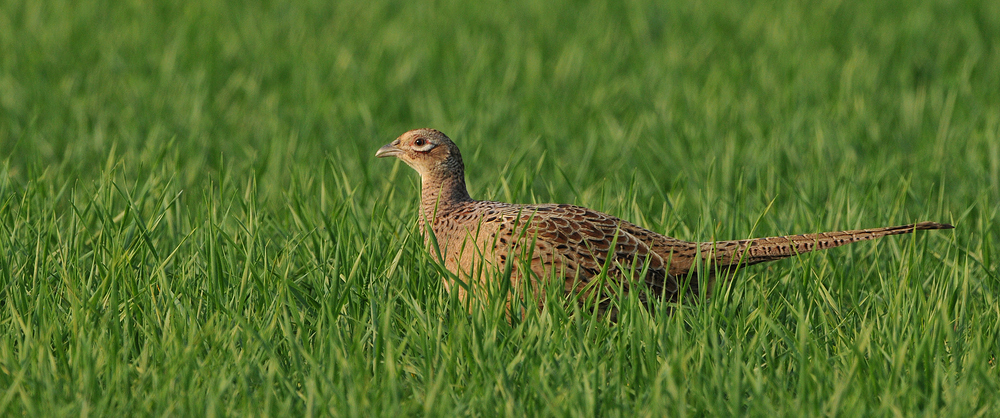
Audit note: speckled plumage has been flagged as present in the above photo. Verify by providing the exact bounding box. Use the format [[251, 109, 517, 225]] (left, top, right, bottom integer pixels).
[[376, 129, 953, 316]]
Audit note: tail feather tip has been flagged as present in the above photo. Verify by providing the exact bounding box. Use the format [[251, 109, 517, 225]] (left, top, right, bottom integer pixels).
[[915, 221, 954, 230]]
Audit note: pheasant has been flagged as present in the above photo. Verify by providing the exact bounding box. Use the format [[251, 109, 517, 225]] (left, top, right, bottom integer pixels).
[[376, 128, 953, 316]]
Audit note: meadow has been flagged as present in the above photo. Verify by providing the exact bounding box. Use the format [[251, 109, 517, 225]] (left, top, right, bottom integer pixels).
[[1, 0, 998, 415]]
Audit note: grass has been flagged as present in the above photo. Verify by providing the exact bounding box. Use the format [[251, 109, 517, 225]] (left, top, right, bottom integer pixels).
[[1, 0, 998, 415]]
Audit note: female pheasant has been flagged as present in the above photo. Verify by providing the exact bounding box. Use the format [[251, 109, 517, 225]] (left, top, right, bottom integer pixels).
[[376, 128, 952, 316]]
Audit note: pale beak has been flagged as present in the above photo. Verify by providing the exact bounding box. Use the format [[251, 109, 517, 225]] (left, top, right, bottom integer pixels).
[[375, 143, 403, 158]]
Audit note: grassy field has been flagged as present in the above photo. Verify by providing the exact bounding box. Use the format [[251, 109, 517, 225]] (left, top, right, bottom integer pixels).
[[1, 0, 998, 415]]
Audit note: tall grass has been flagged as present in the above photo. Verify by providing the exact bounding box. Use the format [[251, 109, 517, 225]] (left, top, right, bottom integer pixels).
[[1, 0, 998, 415]]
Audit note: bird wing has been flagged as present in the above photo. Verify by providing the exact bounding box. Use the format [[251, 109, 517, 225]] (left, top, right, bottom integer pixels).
[[487, 203, 675, 299]]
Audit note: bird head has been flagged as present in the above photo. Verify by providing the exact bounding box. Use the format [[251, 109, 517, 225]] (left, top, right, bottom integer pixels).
[[375, 129, 464, 178]]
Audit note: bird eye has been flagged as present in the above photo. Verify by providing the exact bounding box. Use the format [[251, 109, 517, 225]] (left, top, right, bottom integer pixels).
[[414, 138, 426, 146]]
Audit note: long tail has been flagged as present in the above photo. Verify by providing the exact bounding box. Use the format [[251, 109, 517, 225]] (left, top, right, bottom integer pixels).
[[701, 221, 953, 270]]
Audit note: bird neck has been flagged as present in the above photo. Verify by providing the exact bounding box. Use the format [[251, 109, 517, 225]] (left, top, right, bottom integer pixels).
[[419, 169, 472, 226]]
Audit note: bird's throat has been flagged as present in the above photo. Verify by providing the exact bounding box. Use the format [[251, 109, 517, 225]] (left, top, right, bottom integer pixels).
[[419, 171, 472, 227]]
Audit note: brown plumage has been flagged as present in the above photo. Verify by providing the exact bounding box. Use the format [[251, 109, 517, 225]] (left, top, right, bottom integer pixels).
[[376, 128, 953, 316]]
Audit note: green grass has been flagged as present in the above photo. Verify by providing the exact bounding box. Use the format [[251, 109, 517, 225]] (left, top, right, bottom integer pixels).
[[1, 0, 998, 415]]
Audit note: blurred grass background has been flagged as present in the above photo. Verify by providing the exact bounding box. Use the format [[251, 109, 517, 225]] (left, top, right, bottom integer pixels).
[[1, 0, 998, 415]]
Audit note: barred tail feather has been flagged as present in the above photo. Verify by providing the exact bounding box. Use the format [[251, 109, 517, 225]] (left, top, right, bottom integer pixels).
[[704, 222, 953, 269]]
